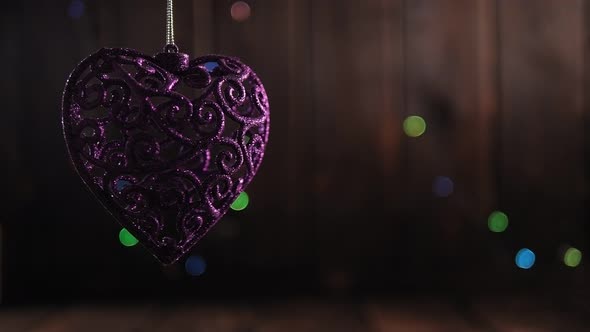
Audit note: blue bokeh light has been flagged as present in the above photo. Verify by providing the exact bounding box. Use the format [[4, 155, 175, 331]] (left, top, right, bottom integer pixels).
[[204, 62, 219, 72], [68, 0, 85, 19], [515, 248, 536, 269], [115, 179, 131, 191], [185, 255, 207, 276], [432, 176, 454, 197]]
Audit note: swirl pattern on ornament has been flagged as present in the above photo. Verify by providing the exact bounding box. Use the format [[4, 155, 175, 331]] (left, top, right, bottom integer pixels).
[[62, 48, 269, 264]]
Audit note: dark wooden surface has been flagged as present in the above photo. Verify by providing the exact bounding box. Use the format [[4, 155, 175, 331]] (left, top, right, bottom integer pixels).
[[0, 298, 588, 332]]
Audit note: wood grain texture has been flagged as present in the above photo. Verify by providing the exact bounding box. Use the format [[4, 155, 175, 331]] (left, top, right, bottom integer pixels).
[[498, 0, 586, 269], [211, 0, 307, 264], [310, 0, 407, 282], [192, 0, 214, 56], [284, 0, 316, 262], [401, 0, 498, 289]]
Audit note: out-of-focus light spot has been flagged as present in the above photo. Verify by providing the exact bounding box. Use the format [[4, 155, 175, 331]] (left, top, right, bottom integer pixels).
[[403, 115, 426, 138], [515, 248, 535, 269], [564, 247, 582, 268], [433, 176, 453, 197], [68, 0, 85, 19], [204, 61, 219, 72], [185, 255, 206, 276], [230, 191, 249, 211], [119, 228, 138, 247], [231, 1, 251, 22], [115, 179, 131, 191], [488, 211, 508, 233]]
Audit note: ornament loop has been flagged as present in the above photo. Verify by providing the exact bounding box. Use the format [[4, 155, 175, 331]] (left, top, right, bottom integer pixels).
[[155, 50, 189, 74], [164, 44, 179, 54]]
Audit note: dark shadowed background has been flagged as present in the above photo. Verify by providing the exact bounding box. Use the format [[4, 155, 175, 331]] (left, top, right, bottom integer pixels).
[[1, 0, 589, 331]]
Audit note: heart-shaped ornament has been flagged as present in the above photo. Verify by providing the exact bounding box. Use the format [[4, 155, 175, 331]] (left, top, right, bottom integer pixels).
[[62, 47, 269, 264]]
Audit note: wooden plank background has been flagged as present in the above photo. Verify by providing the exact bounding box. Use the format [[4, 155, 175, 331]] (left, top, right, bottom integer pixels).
[[0, 0, 588, 301]]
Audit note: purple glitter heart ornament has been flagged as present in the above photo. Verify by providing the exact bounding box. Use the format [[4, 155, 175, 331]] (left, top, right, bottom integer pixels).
[[62, 47, 270, 264]]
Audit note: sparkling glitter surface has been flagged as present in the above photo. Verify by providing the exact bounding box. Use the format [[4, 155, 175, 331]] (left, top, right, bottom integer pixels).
[[62, 48, 270, 264]]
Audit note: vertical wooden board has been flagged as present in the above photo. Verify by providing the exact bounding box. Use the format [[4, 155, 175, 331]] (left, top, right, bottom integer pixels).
[[0, 2, 24, 220], [18, 0, 98, 206], [356, 0, 406, 275], [0, 2, 21, 304], [6, 0, 107, 302], [586, 0, 590, 244], [498, 0, 585, 272], [192, 0, 214, 56], [475, 0, 500, 216], [212, 0, 314, 264], [97, 0, 197, 52], [95, 0, 121, 47], [212, 0, 291, 211], [310, 0, 360, 275], [284, 0, 316, 262], [310, 0, 406, 281], [377, 0, 406, 216], [585, 0, 590, 252], [98, 0, 171, 52], [402, 0, 496, 285]]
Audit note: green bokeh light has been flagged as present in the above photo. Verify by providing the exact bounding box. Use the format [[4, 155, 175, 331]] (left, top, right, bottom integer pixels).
[[488, 211, 508, 233], [230, 191, 249, 211], [403, 115, 427, 138], [564, 247, 582, 268], [119, 228, 139, 247]]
